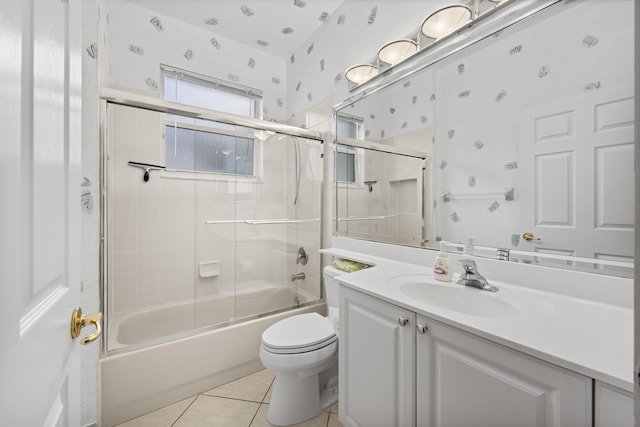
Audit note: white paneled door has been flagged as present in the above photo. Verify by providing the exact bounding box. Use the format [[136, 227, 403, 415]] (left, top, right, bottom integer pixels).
[[519, 90, 635, 264], [0, 0, 88, 425]]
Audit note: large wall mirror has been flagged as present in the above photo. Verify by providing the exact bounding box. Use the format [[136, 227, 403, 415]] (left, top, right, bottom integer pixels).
[[334, 0, 634, 278]]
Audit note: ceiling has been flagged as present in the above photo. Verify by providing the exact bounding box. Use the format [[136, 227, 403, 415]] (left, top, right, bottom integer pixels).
[[121, 0, 345, 58]]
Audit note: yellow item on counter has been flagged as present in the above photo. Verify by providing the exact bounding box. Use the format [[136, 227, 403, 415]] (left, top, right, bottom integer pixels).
[[332, 259, 369, 273]]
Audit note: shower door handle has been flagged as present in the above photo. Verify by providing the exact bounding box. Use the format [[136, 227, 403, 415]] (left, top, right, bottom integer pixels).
[[70, 307, 103, 345]]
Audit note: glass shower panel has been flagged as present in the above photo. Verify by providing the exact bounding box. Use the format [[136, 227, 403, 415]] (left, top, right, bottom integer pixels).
[[288, 136, 324, 303], [106, 103, 323, 354], [229, 132, 323, 320], [106, 104, 199, 352], [335, 145, 425, 246]]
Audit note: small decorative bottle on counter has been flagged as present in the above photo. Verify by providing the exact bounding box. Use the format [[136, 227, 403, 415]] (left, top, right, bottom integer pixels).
[[433, 241, 453, 282]]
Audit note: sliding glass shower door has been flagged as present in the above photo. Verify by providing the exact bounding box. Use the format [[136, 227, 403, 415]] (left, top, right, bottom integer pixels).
[[105, 103, 323, 353]]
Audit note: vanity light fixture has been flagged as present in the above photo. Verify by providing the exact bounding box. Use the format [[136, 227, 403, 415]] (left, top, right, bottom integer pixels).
[[377, 39, 418, 66], [345, 2, 487, 90], [421, 5, 472, 40], [345, 63, 379, 85]]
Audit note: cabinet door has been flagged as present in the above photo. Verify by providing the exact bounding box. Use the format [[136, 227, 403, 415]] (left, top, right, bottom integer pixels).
[[416, 316, 592, 427], [594, 381, 633, 427], [340, 287, 415, 427]]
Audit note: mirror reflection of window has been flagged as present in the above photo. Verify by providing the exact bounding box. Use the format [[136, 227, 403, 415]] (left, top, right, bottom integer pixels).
[[335, 115, 364, 184], [335, 145, 356, 183], [336, 115, 363, 139]]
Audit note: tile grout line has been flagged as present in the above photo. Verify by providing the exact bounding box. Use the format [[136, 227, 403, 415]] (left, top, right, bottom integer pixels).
[[249, 375, 275, 427], [247, 402, 262, 427], [170, 395, 199, 427], [262, 375, 276, 403], [201, 393, 266, 405]]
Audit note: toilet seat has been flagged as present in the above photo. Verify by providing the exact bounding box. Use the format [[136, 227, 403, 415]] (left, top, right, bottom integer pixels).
[[262, 312, 336, 355]]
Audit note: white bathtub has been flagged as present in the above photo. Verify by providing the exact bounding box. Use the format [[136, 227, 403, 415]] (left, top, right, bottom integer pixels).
[[101, 283, 324, 427], [109, 282, 308, 350]]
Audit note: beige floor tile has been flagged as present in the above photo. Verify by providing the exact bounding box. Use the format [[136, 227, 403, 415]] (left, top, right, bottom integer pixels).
[[250, 403, 329, 427], [204, 369, 275, 403], [327, 411, 344, 427], [174, 395, 260, 427], [263, 382, 273, 404], [329, 404, 339, 414], [115, 396, 196, 427]]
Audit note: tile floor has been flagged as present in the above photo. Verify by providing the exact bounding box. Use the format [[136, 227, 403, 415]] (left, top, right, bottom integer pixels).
[[115, 369, 343, 427]]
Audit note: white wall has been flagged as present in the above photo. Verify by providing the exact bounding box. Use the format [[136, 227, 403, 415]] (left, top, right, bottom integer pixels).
[[81, 1, 101, 425]]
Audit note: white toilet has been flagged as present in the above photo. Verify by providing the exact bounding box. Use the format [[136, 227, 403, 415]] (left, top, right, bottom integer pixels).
[[259, 266, 341, 426]]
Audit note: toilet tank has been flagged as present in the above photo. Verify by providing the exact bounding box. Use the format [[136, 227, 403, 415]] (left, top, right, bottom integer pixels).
[[322, 266, 342, 309]]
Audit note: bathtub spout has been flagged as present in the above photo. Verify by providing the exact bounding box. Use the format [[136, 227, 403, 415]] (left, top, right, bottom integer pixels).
[[290, 272, 305, 281]]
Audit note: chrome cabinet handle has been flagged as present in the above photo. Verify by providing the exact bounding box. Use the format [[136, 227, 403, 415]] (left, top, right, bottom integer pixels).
[[417, 324, 428, 334], [398, 317, 409, 327]]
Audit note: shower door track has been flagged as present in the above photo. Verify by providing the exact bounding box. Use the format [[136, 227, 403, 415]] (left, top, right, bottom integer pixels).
[[101, 87, 324, 142]]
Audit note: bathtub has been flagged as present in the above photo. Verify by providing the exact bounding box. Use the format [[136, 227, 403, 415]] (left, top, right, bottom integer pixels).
[[101, 283, 325, 427], [109, 282, 309, 350]]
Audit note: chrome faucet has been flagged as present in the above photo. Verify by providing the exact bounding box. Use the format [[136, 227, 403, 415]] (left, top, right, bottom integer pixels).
[[296, 247, 308, 265], [290, 272, 305, 282], [457, 259, 499, 292]]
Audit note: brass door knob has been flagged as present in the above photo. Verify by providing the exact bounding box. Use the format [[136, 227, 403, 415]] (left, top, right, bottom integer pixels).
[[522, 232, 541, 241], [70, 307, 103, 345]]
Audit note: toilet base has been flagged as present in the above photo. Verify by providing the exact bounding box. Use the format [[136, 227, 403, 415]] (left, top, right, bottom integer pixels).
[[266, 361, 338, 426]]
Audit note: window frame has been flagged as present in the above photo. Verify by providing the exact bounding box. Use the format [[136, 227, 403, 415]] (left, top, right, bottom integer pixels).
[[160, 65, 264, 182], [161, 64, 263, 119]]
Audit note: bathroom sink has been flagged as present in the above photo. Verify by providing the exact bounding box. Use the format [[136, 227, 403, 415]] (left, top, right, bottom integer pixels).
[[389, 275, 520, 318]]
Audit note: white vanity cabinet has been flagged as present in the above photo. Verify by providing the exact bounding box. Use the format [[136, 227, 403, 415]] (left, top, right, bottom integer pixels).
[[340, 287, 594, 427], [339, 286, 415, 427], [594, 381, 634, 427], [416, 315, 592, 427]]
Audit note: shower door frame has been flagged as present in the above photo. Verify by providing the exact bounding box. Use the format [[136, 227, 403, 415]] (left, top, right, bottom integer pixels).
[[99, 88, 326, 356]]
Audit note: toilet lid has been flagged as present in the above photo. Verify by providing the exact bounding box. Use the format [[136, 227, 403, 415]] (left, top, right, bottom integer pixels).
[[262, 313, 336, 353]]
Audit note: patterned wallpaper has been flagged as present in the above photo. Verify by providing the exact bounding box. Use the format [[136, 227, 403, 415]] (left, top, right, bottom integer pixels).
[[286, 0, 456, 119], [99, 0, 288, 121], [93, 0, 473, 122], [345, 67, 434, 143]]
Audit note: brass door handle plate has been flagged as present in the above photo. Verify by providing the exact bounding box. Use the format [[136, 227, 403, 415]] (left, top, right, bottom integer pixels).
[[522, 232, 541, 241], [70, 307, 103, 345]]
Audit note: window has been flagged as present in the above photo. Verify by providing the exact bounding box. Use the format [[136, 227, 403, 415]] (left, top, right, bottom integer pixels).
[[165, 127, 254, 176], [335, 115, 364, 184], [161, 65, 262, 176]]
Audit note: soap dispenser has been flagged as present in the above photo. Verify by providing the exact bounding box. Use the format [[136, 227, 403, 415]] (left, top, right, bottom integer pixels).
[[433, 241, 453, 282]]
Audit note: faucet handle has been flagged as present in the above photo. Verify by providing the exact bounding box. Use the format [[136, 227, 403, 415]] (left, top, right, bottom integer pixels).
[[458, 259, 477, 273]]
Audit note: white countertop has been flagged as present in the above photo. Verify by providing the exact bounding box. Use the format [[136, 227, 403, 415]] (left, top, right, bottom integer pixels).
[[322, 247, 634, 392]]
